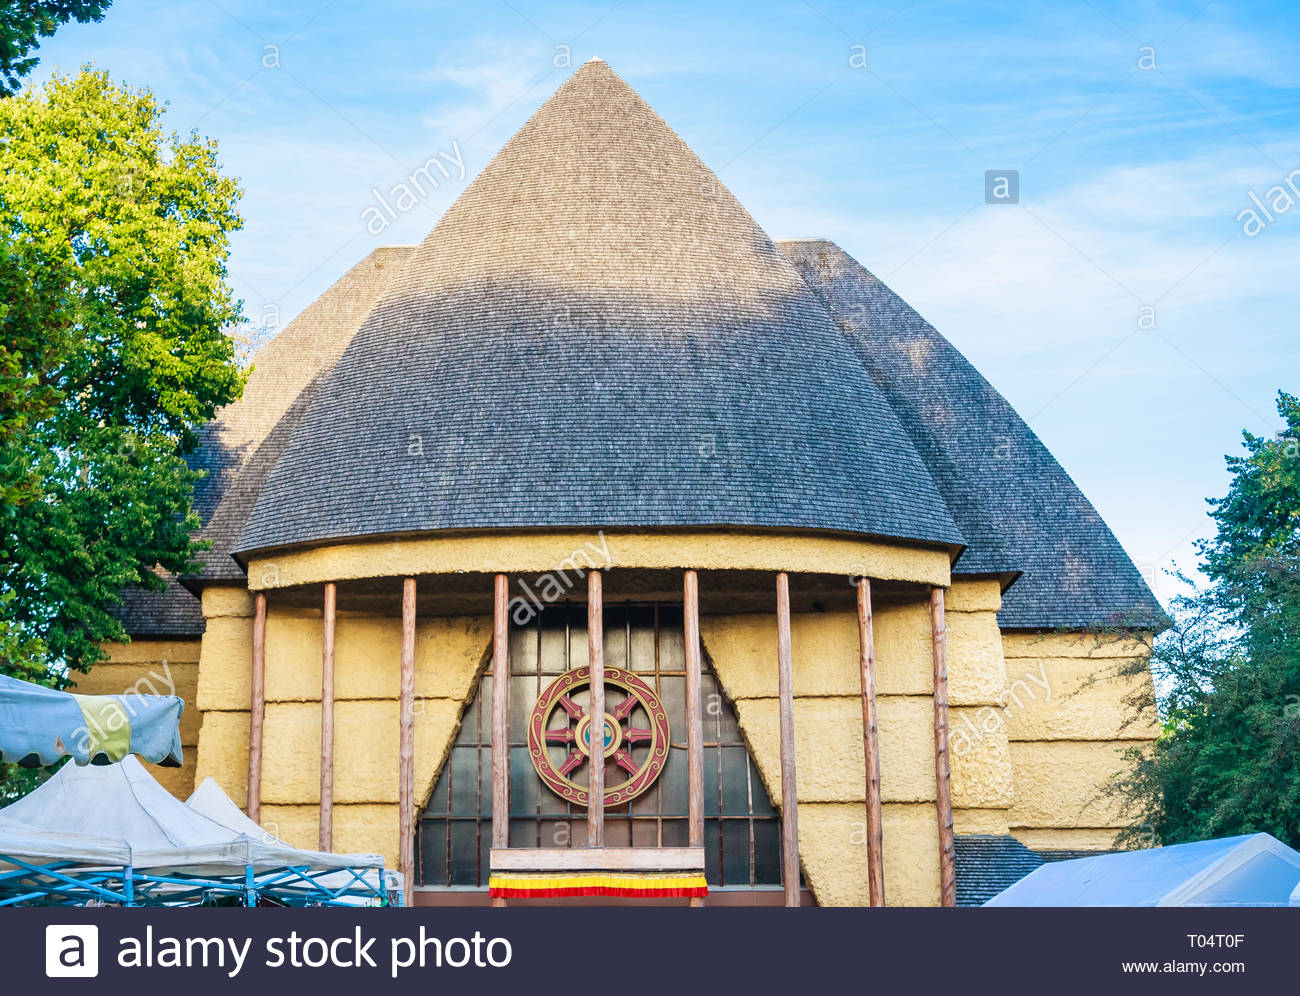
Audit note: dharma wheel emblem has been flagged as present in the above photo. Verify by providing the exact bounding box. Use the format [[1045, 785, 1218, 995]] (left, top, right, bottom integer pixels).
[[528, 665, 670, 807]]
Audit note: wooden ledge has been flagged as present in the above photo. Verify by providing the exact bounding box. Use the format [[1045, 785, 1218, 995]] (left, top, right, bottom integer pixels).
[[490, 847, 705, 874]]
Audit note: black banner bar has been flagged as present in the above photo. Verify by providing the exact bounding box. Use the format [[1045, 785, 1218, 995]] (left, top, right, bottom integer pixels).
[[8, 907, 1295, 994]]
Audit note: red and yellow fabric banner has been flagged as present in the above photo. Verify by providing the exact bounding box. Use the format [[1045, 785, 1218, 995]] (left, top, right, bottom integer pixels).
[[488, 872, 708, 899]]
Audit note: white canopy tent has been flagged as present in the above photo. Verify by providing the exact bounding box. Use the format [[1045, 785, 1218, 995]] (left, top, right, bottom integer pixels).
[[0, 814, 132, 867], [986, 833, 1300, 907], [185, 775, 402, 900], [3, 755, 251, 874], [0, 757, 395, 905], [0, 814, 135, 907]]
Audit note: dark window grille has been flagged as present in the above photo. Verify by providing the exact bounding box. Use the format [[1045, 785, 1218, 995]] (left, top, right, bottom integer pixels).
[[416, 602, 786, 890]]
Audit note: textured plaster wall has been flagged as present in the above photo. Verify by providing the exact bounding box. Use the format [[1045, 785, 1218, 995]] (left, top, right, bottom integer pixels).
[[1001, 632, 1157, 851], [184, 563, 1151, 899], [945, 580, 1015, 836], [192, 576, 988, 903], [699, 578, 1012, 907], [192, 584, 492, 868], [243, 530, 951, 590], [78, 639, 201, 798], [193, 586, 254, 812]]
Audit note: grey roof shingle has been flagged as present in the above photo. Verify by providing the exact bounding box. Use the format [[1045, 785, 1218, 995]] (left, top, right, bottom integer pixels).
[[116, 60, 1163, 637], [114, 247, 414, 635], [112, 572, 206, 638], [955, 834, 1045, 906], [234, 60, 964, 557], [777, 240, 1165, 630]]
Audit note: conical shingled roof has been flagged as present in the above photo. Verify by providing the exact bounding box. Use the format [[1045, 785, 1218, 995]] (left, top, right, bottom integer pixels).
[[115, 247, 414, 635], [190, 246, 414, 582], [778, 239, 1163, 630], [236, 61, 964, 556], [190, 246, 415, 533]]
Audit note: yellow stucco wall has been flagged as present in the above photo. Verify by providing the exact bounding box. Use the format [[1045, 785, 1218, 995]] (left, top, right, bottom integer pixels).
[[699, 577, 1012, 907], [192, 585, 491, 868], [77, 639, 202, 798], [946, 580, 1015, 835], [181, 564, 1155, 902], [242, 530, 951, 590], [192, 575, 974, 903], [1002, 631, 1157, 851]]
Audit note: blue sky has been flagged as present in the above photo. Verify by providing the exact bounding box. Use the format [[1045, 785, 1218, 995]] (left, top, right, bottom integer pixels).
[[31, 0, 1300, 602]]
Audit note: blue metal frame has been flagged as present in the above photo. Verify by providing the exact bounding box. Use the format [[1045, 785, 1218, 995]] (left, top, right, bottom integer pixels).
[[1, 852, 393, 907], [0, 855, 133, 906]]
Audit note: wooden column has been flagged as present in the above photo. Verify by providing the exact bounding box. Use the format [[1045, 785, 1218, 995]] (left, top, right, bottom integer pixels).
[[399, 577, 416, 907], [587, 570, 605, 847], [856, 579, 885, 906], [319, 582, 336, 851], [776, 572, 799, 907], [247, 591, 267, 823], [491, 573, 510, 907], [931, 586, 956, 907], [683, 569, 705, 907]]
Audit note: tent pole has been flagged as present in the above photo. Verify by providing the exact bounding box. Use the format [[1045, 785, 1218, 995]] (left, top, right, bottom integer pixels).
[[857, 578, 885, 906], [931, 585, 956, 907], [319, 581, 336, 852], [776, 571, 800, 907], [491, 573, 510, 907], [587, 569, 604, 847], [399, 577, 416, 907], [247, 591, 267, 823]]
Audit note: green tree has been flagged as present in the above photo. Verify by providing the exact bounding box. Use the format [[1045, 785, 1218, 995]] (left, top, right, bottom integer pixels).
[[0, 68, 246, 695], [0, 1, 113, 94], [1113, 392, 1300, 848]]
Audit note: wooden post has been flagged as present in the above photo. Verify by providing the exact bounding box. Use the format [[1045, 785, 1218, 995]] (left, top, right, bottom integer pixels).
[[931, 586, 956, 907], [399, 577, 416, 907], [684, 569, 705, 907], [247, 591, 267, 823], [857, 578, 885, 907], [319, 582, 336, 852], [491, 573, 510, 907], [587, 569, 604, 847], [776, 572, 799, 907]]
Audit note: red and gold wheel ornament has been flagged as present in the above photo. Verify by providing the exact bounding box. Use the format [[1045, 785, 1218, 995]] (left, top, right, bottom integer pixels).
[[528, 665, 670, 807]]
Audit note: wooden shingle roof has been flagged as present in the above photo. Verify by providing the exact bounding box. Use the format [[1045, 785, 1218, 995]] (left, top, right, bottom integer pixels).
[[777, 239, 1163, 629], [954, 834, 1046, 906], [116, 60, 1160, 635], [234, 60, 963, 557], [116, 247, 413, 635]]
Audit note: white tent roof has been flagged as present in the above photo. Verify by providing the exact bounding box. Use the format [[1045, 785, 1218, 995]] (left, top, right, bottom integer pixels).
[[1, 756, 243, 871], [986, 833, 1300, 907], [185, 776, 392, 880], [0, 814, 132, 867], [0, 756, 382, 875], [186, 776, 271, 838], [183, 774, 395, 899]]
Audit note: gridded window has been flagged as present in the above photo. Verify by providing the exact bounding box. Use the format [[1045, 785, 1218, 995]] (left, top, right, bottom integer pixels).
[[417, 602, 786, 890]]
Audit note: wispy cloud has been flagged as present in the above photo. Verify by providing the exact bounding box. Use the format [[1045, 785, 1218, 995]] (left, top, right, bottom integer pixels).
[[414, 38, 562, 151]]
